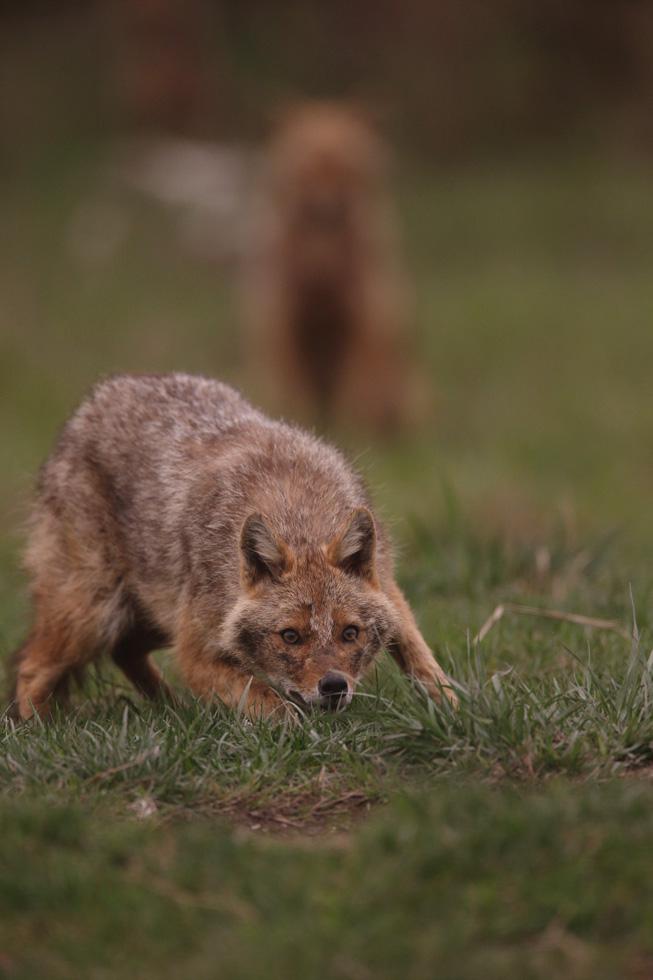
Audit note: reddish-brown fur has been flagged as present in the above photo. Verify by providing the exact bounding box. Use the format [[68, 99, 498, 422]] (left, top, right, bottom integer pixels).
[[10, 373, 455, 720], [243, 101, 419, 432]]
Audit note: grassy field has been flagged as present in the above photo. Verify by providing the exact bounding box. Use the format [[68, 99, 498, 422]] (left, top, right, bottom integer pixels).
[[2, 148, 653, 978]]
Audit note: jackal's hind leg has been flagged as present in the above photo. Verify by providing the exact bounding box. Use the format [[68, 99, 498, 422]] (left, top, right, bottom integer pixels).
[[12, 624, 89, 720], [110, 620, 173, 701]]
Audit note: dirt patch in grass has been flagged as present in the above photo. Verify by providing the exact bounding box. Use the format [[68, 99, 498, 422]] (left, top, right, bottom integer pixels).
[[144, 786, 382, 839], [227, 788, 379, 839]]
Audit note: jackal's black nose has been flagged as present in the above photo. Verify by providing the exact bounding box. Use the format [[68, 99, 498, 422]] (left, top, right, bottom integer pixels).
[[318, 672, 349, 708]]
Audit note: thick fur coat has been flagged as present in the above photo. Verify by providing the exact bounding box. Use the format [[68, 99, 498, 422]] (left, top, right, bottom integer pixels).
[[11, 373, 454, 719]]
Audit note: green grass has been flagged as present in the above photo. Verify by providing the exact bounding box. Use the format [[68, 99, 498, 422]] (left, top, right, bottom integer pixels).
[[3, 782, 653, 979], [2, 605, 653, 805], [2, 148, 653, 977]]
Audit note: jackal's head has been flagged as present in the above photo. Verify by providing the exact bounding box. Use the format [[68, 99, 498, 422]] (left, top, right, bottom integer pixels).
[[221, 508, 397, 711], [270, 102, 386, 255]]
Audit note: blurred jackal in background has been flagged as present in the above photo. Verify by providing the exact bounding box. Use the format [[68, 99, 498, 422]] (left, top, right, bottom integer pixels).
[[10, 374, 455, 721], [243, 101, 420, 433]]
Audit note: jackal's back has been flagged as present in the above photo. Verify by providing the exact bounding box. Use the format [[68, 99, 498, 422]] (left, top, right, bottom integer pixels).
[[30, 374, 382, 626]]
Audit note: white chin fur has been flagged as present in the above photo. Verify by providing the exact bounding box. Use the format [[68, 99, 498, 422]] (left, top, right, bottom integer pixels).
[[286, 689, 353, 709]]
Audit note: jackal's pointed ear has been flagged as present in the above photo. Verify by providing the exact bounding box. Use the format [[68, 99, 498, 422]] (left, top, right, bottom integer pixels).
[[327, 508, 377, 581], [240, 513, 292, 586]]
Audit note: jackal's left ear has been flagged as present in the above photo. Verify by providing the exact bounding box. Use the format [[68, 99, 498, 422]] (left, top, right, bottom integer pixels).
[[241, 513, 293, 587], [327, 508, 377, 581]]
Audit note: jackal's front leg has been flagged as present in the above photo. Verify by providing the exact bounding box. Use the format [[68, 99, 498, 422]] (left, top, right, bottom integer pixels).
[[386, 583, 457, 706], [175, 630, 290, 720]]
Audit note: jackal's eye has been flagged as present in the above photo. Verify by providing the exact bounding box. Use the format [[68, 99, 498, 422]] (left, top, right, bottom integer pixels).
[[280, 628, 301, 645], [342, 625, 359, 643]]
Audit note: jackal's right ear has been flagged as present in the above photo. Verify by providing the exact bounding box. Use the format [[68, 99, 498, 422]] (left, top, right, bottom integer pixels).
[[240, 513, 292, 587], [327, 507, 377, 582]]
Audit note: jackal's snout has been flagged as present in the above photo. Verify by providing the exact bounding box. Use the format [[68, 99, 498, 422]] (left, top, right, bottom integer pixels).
[[289, 670, 352, 712], [318, 671, 350, 710]]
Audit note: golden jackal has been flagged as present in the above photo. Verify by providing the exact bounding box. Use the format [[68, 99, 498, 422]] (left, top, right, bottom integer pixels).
[[10, 374, 455, 720], [243, 101, 415, 432]]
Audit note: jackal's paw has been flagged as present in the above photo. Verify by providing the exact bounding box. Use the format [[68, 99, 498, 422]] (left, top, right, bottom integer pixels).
[[412, 664, 459, 709]]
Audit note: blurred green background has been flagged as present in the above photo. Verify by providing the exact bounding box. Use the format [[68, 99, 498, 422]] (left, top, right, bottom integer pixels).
[[2, 1, 653, 636]]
